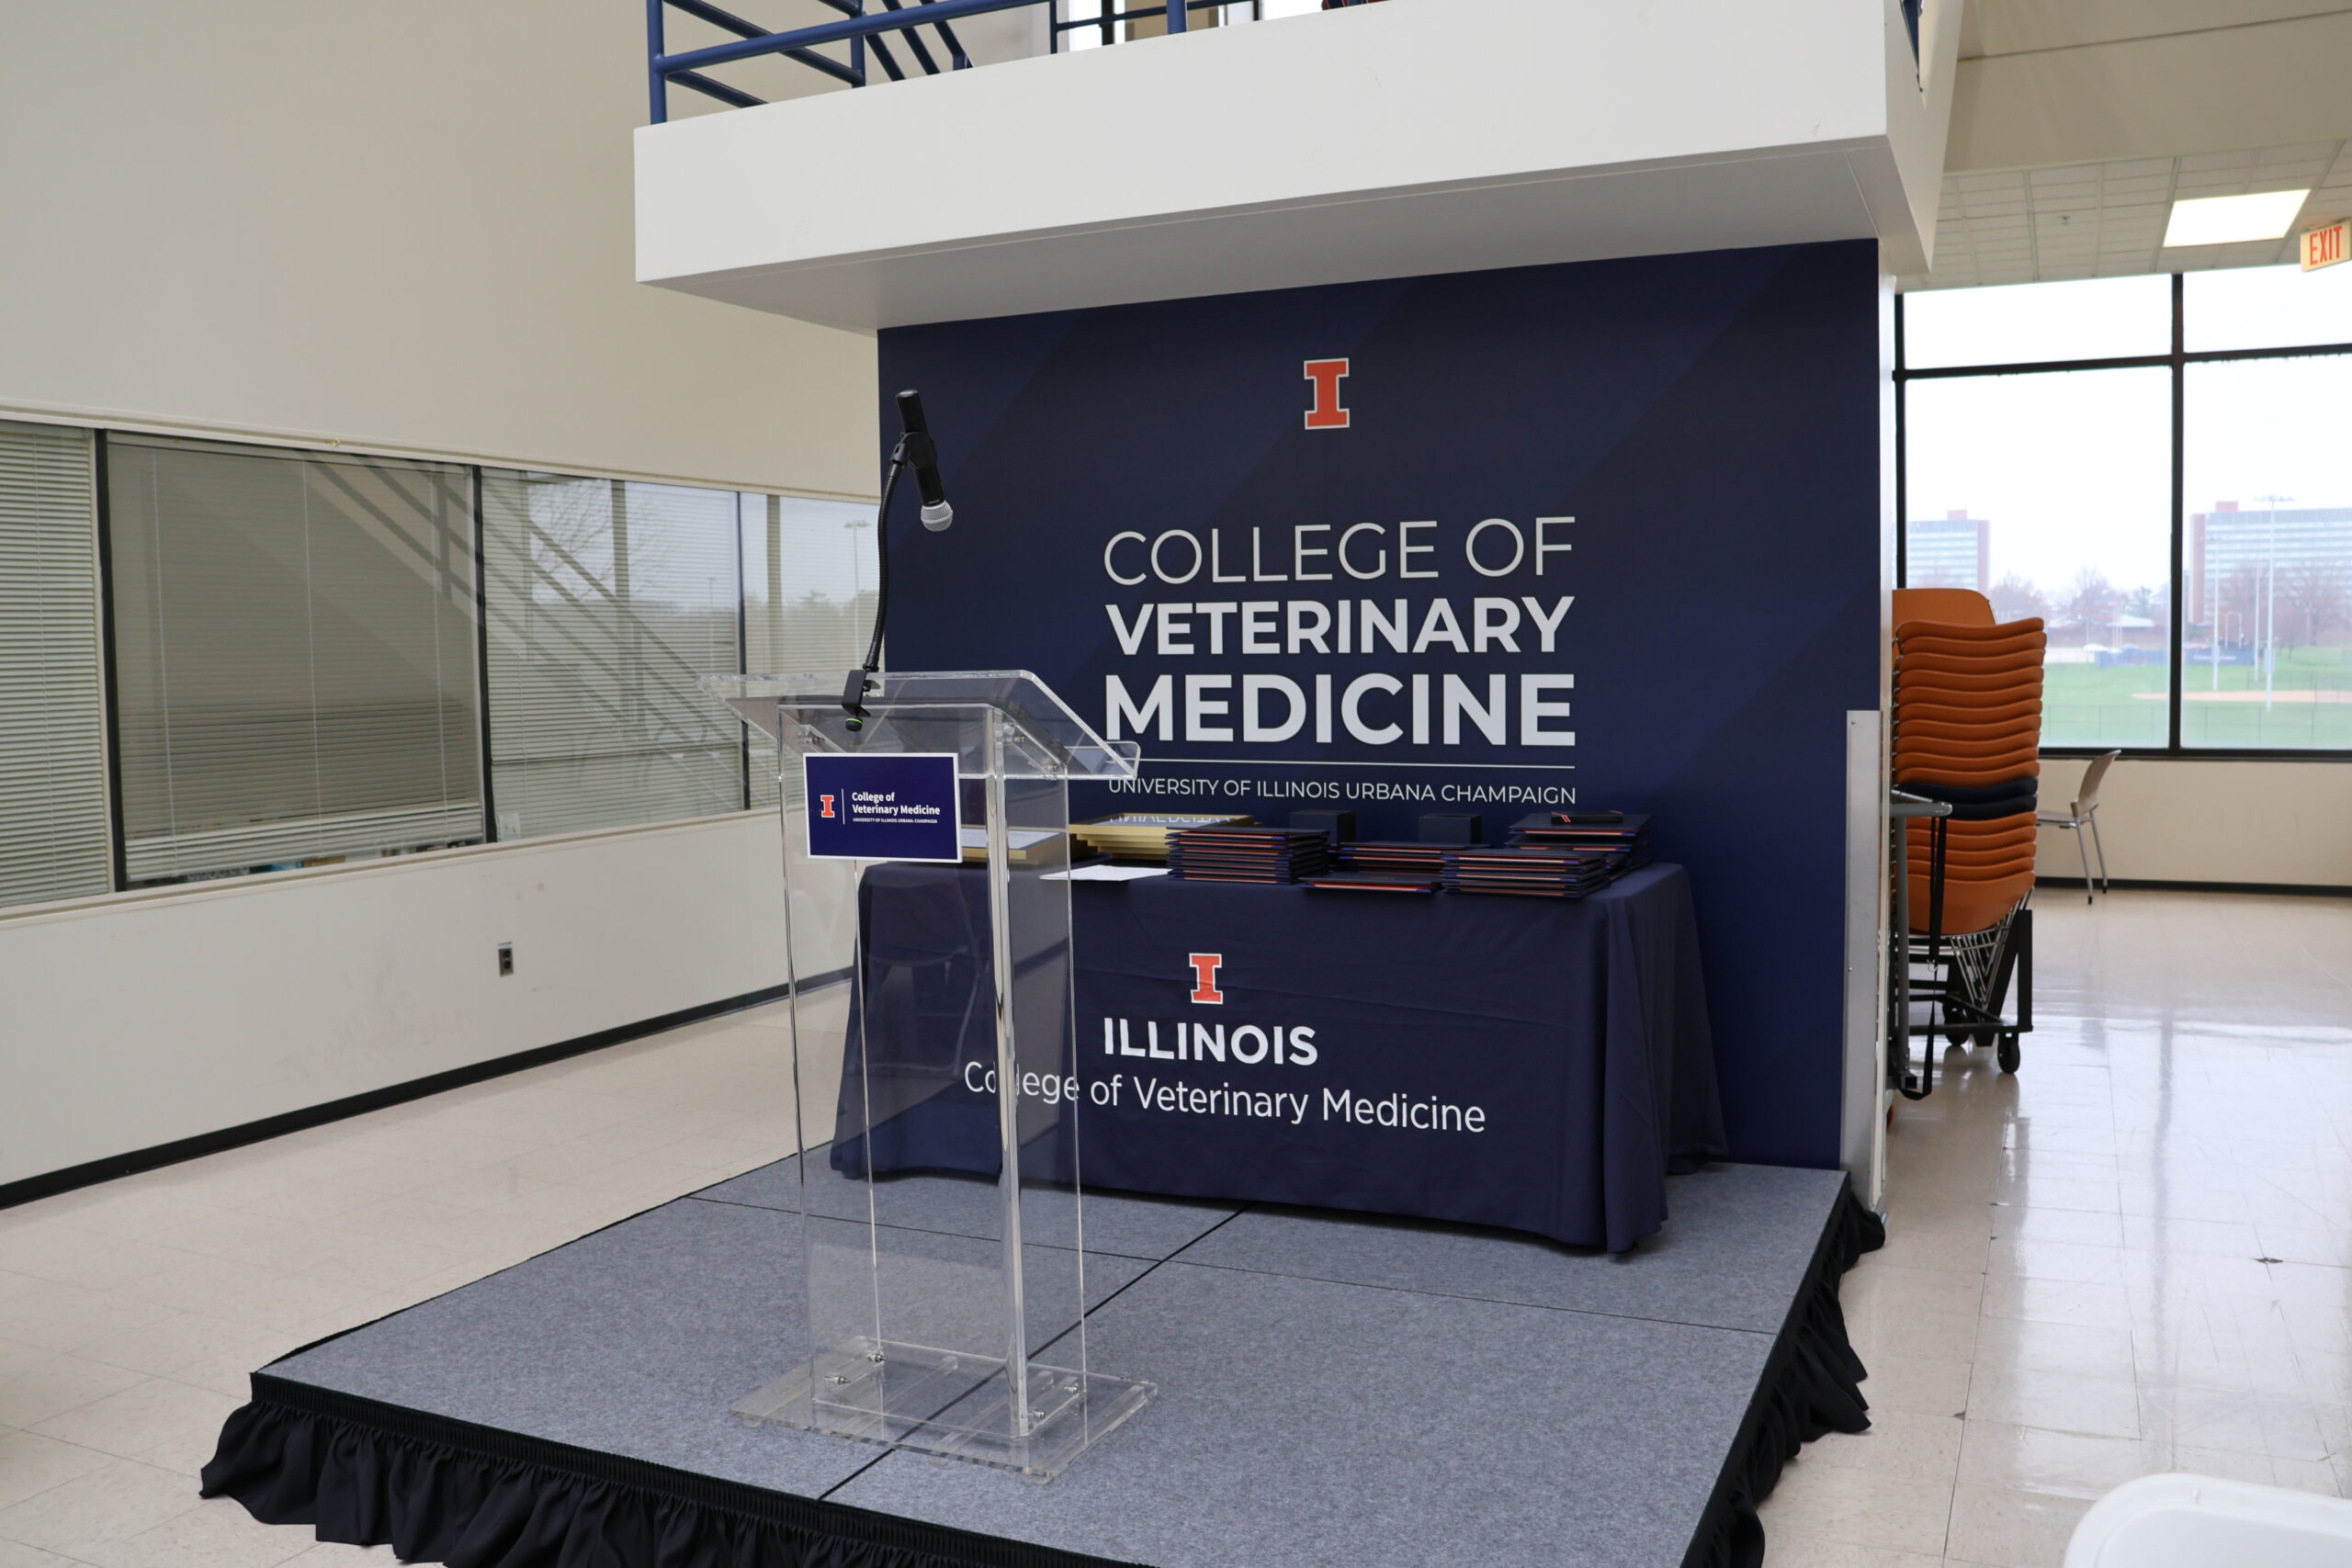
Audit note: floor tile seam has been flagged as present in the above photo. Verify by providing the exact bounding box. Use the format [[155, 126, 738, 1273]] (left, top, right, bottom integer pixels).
[[0, 1427, 158, 1517], [7, 1374, 175, 1438], [1128, 1254, 1788, 1337], [676, 1194, 1204, 1266], [1029, 1202, 1259, 1360]]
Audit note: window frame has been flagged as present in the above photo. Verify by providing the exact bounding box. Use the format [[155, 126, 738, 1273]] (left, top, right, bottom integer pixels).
[[1895, 276, 2352, 761], [26, 422, 874, 898]]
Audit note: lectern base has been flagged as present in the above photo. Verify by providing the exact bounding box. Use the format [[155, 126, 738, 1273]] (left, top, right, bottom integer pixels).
[[733, 1338, 1155, 1479]]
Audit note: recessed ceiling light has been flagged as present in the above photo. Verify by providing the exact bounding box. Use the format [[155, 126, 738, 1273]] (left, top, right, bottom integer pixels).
[[2164, 190, 2311, 247]]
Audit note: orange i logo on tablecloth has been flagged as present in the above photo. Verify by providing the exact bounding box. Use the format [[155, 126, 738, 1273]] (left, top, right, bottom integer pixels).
[[1187, 953, 1226, 1004]]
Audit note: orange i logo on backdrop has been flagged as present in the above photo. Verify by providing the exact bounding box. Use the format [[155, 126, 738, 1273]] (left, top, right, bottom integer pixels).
[[1303, 358, 1351, 429], [2303, 219, 2348, 271]]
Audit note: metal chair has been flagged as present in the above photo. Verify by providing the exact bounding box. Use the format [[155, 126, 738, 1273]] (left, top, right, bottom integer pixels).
[[2038, 750, 2118, 903]]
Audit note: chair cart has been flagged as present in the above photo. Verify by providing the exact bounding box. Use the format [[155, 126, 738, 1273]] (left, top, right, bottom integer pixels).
[[1890, 791, 2033, 1099]]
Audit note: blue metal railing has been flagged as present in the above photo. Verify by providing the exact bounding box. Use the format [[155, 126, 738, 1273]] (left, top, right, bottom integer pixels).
[[644, 0, 1265, 123]]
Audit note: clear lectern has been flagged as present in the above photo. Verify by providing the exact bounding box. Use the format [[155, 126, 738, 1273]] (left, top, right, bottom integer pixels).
[[701, 670, 1150, 1478]]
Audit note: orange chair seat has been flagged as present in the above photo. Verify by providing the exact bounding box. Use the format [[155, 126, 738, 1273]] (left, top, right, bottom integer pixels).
[[1900, 631, 2047, 662], [1905, 871, 2034, 936], [1908, 844, 2036, 868], [1899, 694, 2044, 723], [1905, 819, 2040, 847], [1898, 667, 2048, 696], [1895, 615, 2043, 642], [1894, 733, 2041, 761], [1891, 591, 1996, 628], [1897, 649, 2047, 680], [1908, 847, 2039, 874], [1895, 717, 2042, 747], [1895, 751, 2041, 782], [1897, 762, 2041, 787]]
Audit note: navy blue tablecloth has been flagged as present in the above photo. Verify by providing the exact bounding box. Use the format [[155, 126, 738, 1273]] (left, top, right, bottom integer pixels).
[[836, 863, 1727, 1252]]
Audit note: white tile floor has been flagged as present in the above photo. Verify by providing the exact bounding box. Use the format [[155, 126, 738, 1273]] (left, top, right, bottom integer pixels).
[[2, 890, 2348, 1564], [0, 998, 844, 1567], [1762, 889, 2352, 1566]]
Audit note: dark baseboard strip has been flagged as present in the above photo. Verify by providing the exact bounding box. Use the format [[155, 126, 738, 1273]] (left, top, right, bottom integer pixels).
[[0, 969, 849, 1213], [2037, 876, 2352, 898]]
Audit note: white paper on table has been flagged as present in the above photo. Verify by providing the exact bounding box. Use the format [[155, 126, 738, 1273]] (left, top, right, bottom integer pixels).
[[1043, 864, 1170, 882], [960, 826, 1063, 851]]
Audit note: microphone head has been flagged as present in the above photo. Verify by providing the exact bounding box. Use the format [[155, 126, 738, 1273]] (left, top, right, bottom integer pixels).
[[920, 500, 955, 532]]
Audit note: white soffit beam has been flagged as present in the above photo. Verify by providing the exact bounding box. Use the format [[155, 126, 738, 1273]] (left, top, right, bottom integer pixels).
[[638, 0, 1939, 329]]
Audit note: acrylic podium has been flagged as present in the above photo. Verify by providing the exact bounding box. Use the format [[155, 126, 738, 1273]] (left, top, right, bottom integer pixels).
[[701, 670, 1149, 1478]]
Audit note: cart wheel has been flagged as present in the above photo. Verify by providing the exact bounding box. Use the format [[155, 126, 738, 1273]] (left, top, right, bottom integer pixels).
[[1997, 1034, 2020, 1073]]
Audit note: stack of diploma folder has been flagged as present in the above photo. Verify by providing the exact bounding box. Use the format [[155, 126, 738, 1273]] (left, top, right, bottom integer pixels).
[[1166, 826, 1335, 884], [1439, 844, 1624, 898], [1507, 810, 1652, 873], [1304, 841, 1446, 893]]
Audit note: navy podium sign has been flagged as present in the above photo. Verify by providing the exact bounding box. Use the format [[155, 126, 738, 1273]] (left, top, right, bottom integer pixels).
[[879, 242, 1882, 1168], [804, 753, 961, 863]]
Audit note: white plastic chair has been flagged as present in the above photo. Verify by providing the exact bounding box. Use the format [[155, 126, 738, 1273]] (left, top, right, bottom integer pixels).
[[2038, 750, 2117, 904], [2065, 1473, 2352, 1567]]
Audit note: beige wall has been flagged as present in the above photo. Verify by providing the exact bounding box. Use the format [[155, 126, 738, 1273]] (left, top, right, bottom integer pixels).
[[0, 0, 876, 494], [2036, 756, 2352, 889], [0, 813, 857, 1190], [0, 5, 879, 1190]]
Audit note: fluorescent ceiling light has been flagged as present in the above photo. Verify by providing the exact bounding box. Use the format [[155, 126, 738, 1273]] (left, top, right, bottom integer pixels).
[[2164, 190, 2311, 247]]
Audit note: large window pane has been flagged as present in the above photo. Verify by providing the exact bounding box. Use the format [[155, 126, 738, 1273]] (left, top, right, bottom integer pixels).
[[2182, 355, 2352, 750], [2185, 263, 2352, 353], [1904, 276, 2172, 369], [481, 471, 743, 839], [1905, 368, 2173, 749], [740, 492, 876, 808], [0, 422, 110, 906], [107, 435, 482, 884]]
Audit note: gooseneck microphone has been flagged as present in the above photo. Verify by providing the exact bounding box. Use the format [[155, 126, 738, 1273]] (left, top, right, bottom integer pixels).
[[896, 390, 955, 533], [842, 389, 956, 728]]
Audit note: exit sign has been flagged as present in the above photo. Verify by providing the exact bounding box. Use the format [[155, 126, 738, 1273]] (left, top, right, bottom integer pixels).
[[2304, 219, 2348, 271]]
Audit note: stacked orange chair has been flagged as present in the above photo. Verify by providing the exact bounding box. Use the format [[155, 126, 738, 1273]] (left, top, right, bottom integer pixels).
[[1892, 609, 2044, 941]]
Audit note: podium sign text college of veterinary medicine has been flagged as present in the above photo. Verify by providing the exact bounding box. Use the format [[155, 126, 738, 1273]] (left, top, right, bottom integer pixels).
[[804, 753, 961, 863]]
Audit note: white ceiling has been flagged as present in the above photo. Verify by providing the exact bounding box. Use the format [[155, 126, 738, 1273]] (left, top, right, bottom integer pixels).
[[1904, 139, 2352, 290], [1953, 0, 2344, 62], [1908, 0, 2352, 289]]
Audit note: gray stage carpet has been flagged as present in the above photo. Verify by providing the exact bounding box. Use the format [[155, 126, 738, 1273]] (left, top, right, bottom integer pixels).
[[232, 1157, 1857, 1568]]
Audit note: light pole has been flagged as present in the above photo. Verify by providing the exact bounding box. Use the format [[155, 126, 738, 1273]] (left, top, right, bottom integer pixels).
[[2255, 494, 2293, 714], [844, 516, 872, 657]]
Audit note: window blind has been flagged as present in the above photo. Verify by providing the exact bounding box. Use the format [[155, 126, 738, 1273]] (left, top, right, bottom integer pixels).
[[481, 471, 745, 838], [741, 491, 877, 808], [0, 422, 110, 907], [106, 435, 483, 884]]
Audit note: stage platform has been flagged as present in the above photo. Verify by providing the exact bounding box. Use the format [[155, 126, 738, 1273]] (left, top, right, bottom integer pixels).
[[203, 1156, 1880, 1568]]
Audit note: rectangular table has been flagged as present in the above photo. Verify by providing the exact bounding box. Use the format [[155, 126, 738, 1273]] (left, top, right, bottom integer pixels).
[[839, 863, 1727, 1252]]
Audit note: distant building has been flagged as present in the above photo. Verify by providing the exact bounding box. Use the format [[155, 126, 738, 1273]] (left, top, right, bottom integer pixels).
[[1906, 510, 1989, 592], [2188, 502, 2352, 625]]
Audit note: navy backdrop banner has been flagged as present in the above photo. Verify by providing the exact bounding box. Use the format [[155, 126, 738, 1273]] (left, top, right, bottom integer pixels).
[[879, 241, 1882, 1168]]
